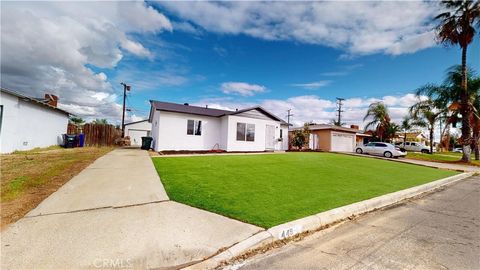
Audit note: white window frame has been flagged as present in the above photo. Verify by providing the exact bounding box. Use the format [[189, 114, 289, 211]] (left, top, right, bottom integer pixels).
[[236, 122, 255, 142]]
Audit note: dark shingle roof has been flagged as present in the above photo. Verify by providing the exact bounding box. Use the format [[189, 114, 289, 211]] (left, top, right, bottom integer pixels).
[[149, 100, 288, 125], [150, 100, 233, 117]]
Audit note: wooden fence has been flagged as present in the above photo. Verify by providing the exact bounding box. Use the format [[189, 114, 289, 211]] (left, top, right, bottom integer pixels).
[[67, 123, 122, 146]]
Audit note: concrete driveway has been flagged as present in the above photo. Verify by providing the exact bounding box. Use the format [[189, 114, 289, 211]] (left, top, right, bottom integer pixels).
[[1, 148, 262, 269]]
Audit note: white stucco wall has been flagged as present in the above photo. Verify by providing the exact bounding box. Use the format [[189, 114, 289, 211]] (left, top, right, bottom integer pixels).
[[150, 108, 288, 152], [150, 110, 160, 150], [225, 115, 285, 152], [0, 91, 69, 153], [152, 111, 222, 151], [125, 120, 151, 146], [280, 125, 289, 150], [219, 116, 229, 150]]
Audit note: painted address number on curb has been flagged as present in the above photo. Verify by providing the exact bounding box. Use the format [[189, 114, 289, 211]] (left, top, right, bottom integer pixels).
[[278, 225, 302, 239]]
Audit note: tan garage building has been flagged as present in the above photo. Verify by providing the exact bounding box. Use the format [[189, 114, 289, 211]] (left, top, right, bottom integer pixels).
[[291, 124, 370, 152]]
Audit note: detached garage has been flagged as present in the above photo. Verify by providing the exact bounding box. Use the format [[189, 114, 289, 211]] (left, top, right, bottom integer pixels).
[[124, 120, 151, 146], [295, 124, 364, 153]]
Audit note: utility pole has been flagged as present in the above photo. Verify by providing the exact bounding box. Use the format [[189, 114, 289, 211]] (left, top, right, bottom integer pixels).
[[336, 97, 345, 126], [286, 109, 293, 130], [120, 82, 131, 137]]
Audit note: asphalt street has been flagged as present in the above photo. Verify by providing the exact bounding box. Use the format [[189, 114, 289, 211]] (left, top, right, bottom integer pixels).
[[237, 176, 480, 270]]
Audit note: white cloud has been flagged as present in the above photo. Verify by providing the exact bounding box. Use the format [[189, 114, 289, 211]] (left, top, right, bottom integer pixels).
[[158, 1, 439, 56], [291, 80, 331, 90], [197, 93, 426, 129], [1, 1, 171, 123], [221, 82, 266, 96]]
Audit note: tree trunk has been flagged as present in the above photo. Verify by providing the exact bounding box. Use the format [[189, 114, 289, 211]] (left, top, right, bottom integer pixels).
[[429, 128, 434, 155], [474, 126, 479, 160], [460, 46, 472, 162]]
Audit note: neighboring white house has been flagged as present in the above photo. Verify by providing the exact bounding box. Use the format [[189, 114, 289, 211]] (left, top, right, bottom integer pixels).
[[124, 119, 151, 146], [0, 88, 71, 153], [148, 100, 289, 152]]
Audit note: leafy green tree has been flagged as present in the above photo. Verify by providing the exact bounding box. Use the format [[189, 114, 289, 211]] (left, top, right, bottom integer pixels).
[[69, 116, 85, 125], [92, 118, 108, 125], [291, 123, 311, 150], [364, 102, 391, 142], [434, 0, 480, 161]]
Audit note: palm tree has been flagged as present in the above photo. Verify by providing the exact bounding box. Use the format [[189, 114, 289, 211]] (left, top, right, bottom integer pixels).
[[417, 65, 480, 159], [409, 99, 444, 154], [400, 116, 413, 144], [364, 102, 390, 142], [470, 76, 480, 159], [384, 122, 400, 143], [330, 119, 345, 126], [435, 0, 480, 162]]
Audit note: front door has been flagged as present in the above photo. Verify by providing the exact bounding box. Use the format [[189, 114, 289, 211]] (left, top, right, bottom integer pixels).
[[265, 125, 276, 150]]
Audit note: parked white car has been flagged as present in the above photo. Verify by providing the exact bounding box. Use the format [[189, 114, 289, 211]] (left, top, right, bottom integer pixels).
[[395, 141, 432, 153], [453, 147, 463, 153], [356, 142, 406, 158]]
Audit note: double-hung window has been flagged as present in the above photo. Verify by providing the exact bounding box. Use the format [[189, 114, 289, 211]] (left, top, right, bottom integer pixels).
[[236, 122, 255, 141], [187, 120, 202, 136]]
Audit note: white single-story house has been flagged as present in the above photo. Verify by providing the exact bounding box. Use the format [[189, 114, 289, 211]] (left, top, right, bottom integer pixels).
[[291, 124, 371, 153], [148, 100, 289, 152], [124, 119, 151, 146], [0, 88, 71, 153]]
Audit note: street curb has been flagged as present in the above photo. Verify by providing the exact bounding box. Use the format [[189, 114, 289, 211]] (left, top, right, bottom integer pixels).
[[183, 172, 473, 270], [184, 231, 274, 270]]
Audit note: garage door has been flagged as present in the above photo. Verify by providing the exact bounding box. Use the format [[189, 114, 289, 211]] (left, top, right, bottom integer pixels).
[[331, 132, 355, 152], [128, 130, 148, 146]]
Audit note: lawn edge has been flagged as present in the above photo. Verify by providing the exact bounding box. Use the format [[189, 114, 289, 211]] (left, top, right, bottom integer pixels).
[[339, 152, 477, 172], [183, 172, 474, 270]]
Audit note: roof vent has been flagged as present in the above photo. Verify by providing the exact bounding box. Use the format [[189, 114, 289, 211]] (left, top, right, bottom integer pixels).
[[184, 103, 189, 106], [236, 108, 238, 111], [205, 105, 208, 108]]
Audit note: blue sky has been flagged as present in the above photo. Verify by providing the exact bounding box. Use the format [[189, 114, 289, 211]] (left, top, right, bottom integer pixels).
[[1, 1, 479, 127]]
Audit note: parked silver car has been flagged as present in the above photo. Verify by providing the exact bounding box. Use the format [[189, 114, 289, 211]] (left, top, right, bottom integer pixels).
[[355, 142, 406, 158]]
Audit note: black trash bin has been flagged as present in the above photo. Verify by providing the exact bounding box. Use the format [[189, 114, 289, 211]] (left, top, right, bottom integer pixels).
[[63, 134, 76, 148], [141, 136, 153, 150]]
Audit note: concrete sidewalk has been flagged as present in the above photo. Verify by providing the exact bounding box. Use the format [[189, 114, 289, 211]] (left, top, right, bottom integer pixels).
[[1, 148, 262, 269]]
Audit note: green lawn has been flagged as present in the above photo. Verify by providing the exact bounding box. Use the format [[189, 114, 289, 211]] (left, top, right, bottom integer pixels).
[[406, 152, 480, 166], [152, 152, 457, 228]]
